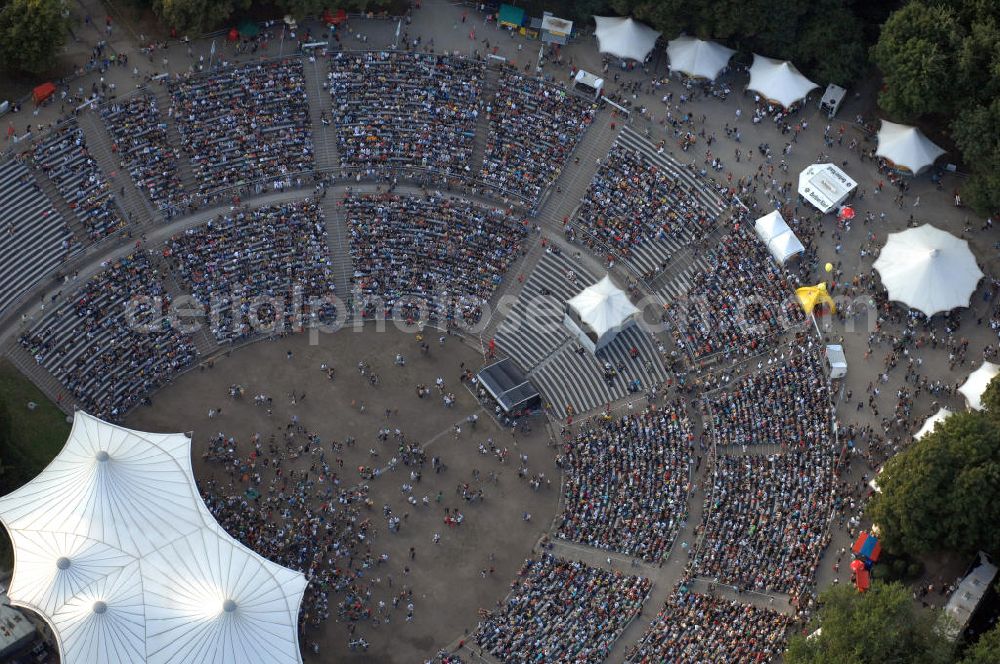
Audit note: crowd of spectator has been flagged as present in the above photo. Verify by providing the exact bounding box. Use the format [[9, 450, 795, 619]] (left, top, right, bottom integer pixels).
[[624, 589, 791, 663], [575, 143, 716, 275], [480, 71, 595, 203], [164, 200, 336, 343], [100, 92, 186, 213], [169, 59, 313, 200], [345, 192, 525, 325], [667, 221, 804, 360], [19, 251, 196, 419], [31, 121, 126, 241], [705, 348, 832, 450], [475, 553, 650, 664], [327, 51, 484, 174], [556, 406, 692, 563], [694, 447, 836, 598]]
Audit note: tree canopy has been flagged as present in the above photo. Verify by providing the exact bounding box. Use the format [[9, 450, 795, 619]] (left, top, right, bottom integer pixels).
[[868, 385, 1000, 556], [0, 0, 72, 75], [961, 624, 1000, 664], [786, 582, 953, 664]]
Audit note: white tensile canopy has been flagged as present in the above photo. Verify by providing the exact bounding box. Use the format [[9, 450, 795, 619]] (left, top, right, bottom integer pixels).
[[0, 412, 307, 664], [747, 55, 819, 108], [565, 275, 640, 352], [798, 163, 857, 213], [593, 16, 661, 62], [666, 36, 735, 80], [914, 407, 953, 440], [960, 362, 1000, 411], [873, 224, 983, 317], [876, 120, 946, 175], [753, 210, 804, 263]]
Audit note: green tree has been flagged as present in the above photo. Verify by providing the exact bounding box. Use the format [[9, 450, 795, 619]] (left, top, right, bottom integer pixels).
[[868, 408, 1000, 556], [952, 99, 1000, 215], [871, 1, 964, 119], [274, 0, 395, 20], [152, 0, 250, 33], [0, 0, 72, 75], [962, 623, 1000, 664], [786, 582, 953, 664]]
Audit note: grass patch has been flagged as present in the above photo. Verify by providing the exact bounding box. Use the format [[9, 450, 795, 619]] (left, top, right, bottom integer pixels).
[[0, 359, 70, 570]]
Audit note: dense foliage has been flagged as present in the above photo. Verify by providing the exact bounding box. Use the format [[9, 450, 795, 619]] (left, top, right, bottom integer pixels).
[[869, 377, 1000, 557], [786, 583, 953, 664], [0, 0, 72, 75]]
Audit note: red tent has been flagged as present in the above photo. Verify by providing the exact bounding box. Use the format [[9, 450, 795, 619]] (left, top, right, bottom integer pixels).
[[227, 27, 239, 42], [33, 82, 56, 105], [850, 559, 865, 573], [854, 567, 871, 592], [323, 8, 347, 25]]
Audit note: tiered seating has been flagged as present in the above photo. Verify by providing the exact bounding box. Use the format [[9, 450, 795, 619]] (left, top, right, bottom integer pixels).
[[625, 590, 791, 663], [345, 192, 524, 325], [327, 51, 484, 173], [32, 121, 125, 240], [19, 252, 197, 420], [706, 348, 832, 450], [694, 447, 835, 598], [0, 159, 77, 313], [100, 92, 185, 212], [475, 553, 649, 664], [165, 200, 336, 343], [480, 71, 595, 203], [169, 59, 313, 198], [556, 407, 692, 562], [666, 221, 804, 360], [494, 247, 668, 414], [575, 141, 717, 280]]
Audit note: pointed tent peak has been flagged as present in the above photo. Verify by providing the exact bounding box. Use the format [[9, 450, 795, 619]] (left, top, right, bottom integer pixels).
[[960, 362, 1000, 411], [914, 407, 954, 440], [876, 120, 946, 175], [747, 54, 819, 108], [567, 275, 641, 340], [593, 16, 661, 62]]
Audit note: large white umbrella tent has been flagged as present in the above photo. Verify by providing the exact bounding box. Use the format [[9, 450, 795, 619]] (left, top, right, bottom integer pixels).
[[960, 362, 1000, 411], [914, 407, 953, 440], [0, 411, 308, 664], [593, 16, 661, 62], [873, 224, 983, 317], [876, 120, 946, 175], [747, 55, 819, 108], [666, 36, 735, 80]]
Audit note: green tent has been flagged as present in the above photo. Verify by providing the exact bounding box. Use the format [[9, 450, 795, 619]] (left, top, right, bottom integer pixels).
[[498, 4, 526, 28], [237, 18, 260, 38]]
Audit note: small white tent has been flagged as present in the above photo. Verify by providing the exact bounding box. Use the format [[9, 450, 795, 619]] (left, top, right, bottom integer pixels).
[[798, 163, 857, 214], [747, 55, 819, 108], [960, 362, 1000, 411], [564, 275, 640, 353], [876, 120, 946, 175], [666, 36, 735, 81], [593, 16, 661, 62], [873, 224, 983, 317], [826, 344, 848, 379], [753, 210, 804, 263], [914, 407, 953, 440]]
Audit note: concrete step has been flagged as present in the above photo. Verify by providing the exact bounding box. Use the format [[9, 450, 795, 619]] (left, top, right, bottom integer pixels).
[[318, 194, 354, 303], [149, 84, 200, 195], [6, 342, 77, 415], [78, 112, 162, 228], [31, 164, 91, 247], [302, 54, 339, 172], [469, 67, 499, 175]]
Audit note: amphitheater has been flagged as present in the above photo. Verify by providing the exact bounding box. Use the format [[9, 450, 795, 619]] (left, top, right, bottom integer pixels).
[[0, 5, 989, 664]]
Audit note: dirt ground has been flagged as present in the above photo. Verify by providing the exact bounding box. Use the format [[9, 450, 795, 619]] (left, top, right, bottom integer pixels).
[[126, 324, 560, 663]]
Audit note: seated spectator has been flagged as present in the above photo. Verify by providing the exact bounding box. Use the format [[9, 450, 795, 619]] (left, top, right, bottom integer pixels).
[[19, 251, 196, 420], [31, 121, 125, 241], [556, 406, 692, 562], [100, 92, 186, 213], [327, 51, 484, 174], [480, 71, 595, 203], [169, 59, 313, 200], [345, 192, 525, 325], [694, 447, 835, 598], [164, 200, 336, 343], [476, 553, 650, 664], [625, 589, 791, 663]]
